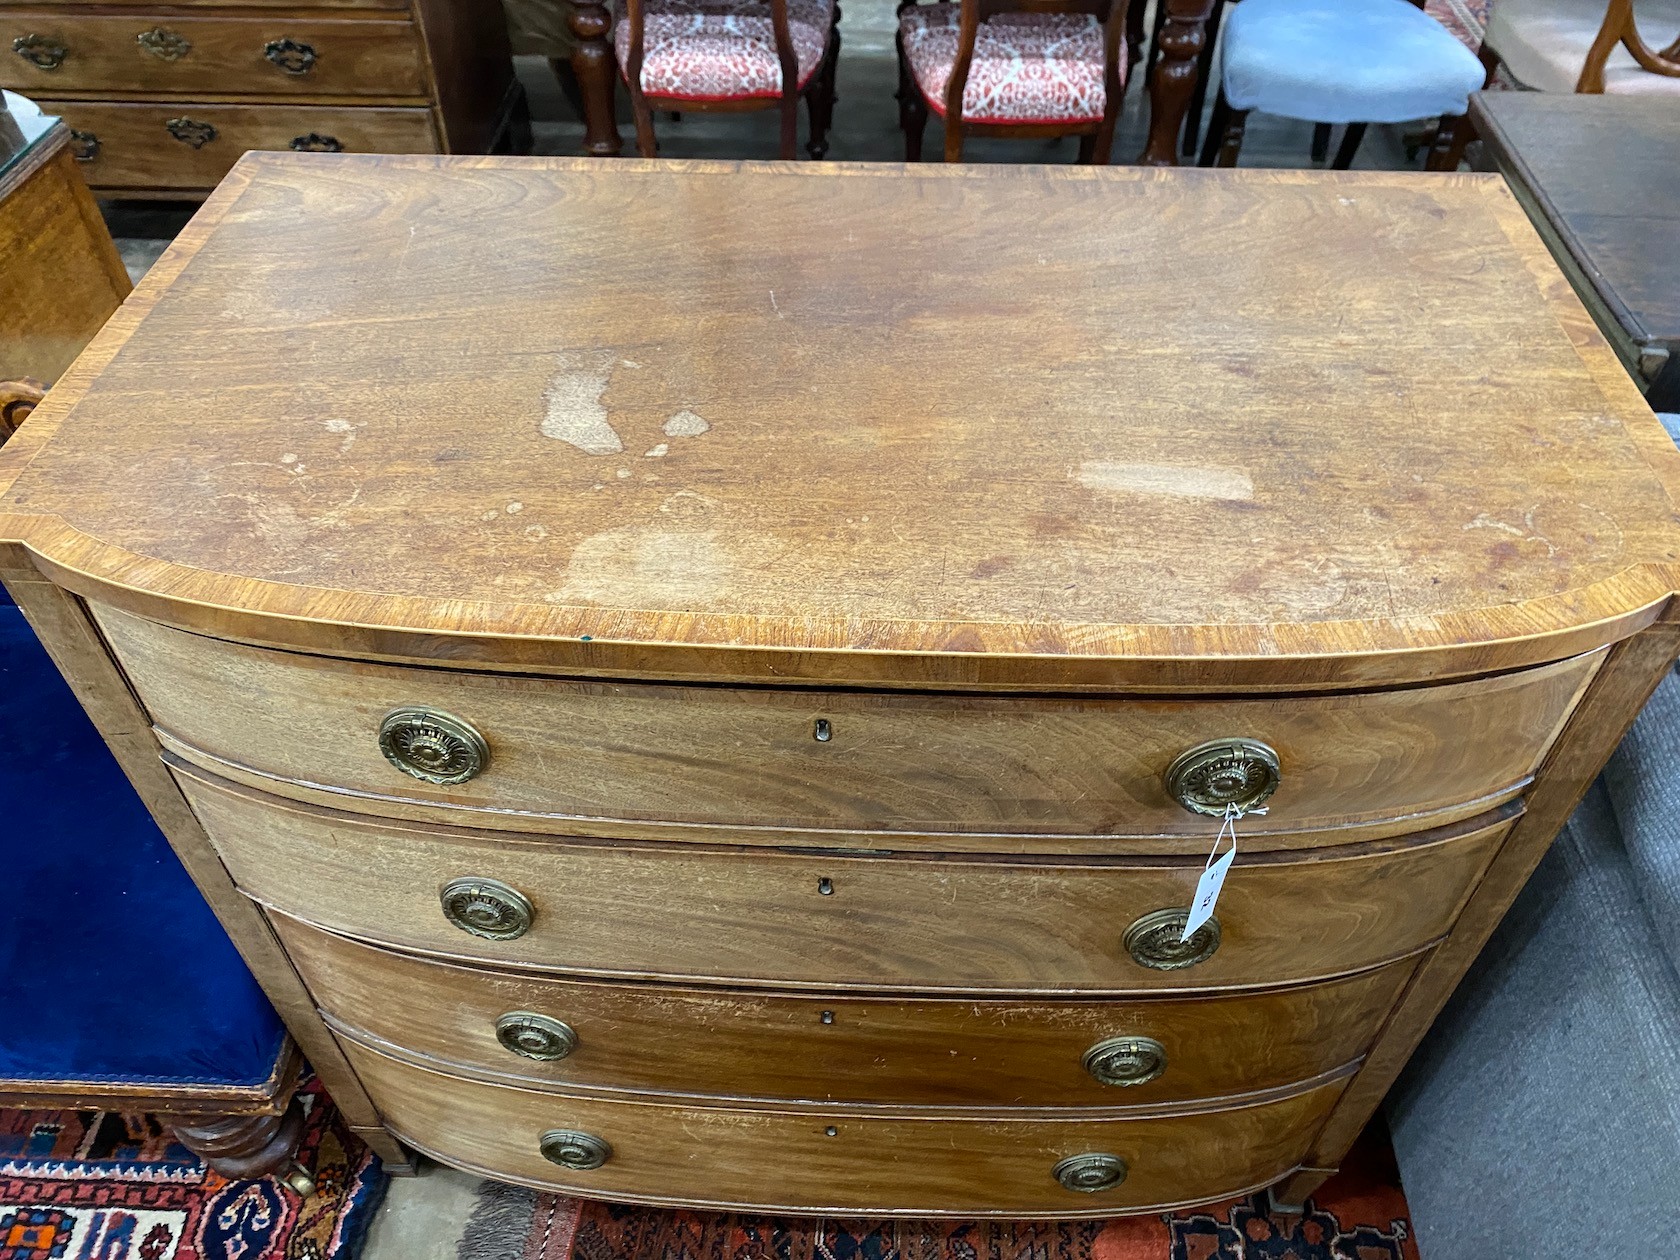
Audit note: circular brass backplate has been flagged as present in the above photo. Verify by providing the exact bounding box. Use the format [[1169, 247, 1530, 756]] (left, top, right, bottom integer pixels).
[[440, 877, 534, 941], [1123, 908, 1221, 971], [539, 1129, 611, 1170], [1052, 1152, 1128, 1193], [496, 1011, 578, 1061], [378, 707, 489, 785], [1083, 1036, 1167, 1087], [1164, 738, 1280, 817]]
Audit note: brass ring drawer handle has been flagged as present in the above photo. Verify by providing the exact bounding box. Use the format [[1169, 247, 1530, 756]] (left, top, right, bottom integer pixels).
[[440, 876, 533, 940], [264, 37, 317, 73], [1165, 738, 1280, 817], [12, 34, 68, 69], [1053, 1152, 1127, 1193], [379, 706, 489, 784], [137, 26, 191, 60], [1083, 1035, 1166, 1087], [290, 132, 343, 152], [496, 1012, 577, 1061], [1125, 907, 1221, 971], [540, 1129, 611, 1170]]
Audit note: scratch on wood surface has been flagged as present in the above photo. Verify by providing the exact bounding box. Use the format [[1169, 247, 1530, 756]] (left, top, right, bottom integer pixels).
[[1076, 461, 1254, 501], [540, 350, 623, 454]]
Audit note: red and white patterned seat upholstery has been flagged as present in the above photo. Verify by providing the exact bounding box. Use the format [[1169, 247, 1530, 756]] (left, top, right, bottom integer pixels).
[[615, 0, 835, 100], [900, 3, 1116, 124]]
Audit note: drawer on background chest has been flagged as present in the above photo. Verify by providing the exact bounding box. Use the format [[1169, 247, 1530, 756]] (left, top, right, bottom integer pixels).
[[178, 765, 1512, 993], [40, 100, 437, 191], [337, 1038, 1351, 1216], [278, 916, 1417, 1108], [96, 608, 1600, 846], [1, 12, 426, 96]]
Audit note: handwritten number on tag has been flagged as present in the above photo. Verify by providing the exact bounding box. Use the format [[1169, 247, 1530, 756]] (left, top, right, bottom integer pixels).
[[1180, 804, 1262, 942]]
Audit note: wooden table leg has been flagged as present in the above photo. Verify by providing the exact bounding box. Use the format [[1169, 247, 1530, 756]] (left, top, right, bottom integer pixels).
[[569, 0, 623, 157], [1139, 0, 1214, 166]]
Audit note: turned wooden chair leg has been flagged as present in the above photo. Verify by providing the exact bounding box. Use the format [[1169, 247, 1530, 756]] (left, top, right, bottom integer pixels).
[[1331, 121, 1367, 169], [165, 1096, 310, 1191], [1426, 112, 1473, 170], [1311, 121, 1332, 162], [807, 8, 841, 158], [943, 118, 964, 161]]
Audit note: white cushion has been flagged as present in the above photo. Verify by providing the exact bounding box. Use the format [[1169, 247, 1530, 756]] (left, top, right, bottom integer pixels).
[[1486, 0, 1680, 93], [1220, 0, 1488, 122]]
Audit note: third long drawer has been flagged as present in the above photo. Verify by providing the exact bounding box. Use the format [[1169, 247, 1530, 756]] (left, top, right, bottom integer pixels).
[[179, 764, 1513, 993], [277, 915, 1417, 1109]]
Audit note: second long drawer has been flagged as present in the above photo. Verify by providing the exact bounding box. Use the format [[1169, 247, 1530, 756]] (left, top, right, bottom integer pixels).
[[279, 916, 1417, 1108], [180, 765, 1511, 992]]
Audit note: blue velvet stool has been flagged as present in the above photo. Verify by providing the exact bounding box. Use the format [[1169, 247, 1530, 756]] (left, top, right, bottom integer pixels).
[[0, 589, 310, 1189], [1197, 0, 1487, 170]]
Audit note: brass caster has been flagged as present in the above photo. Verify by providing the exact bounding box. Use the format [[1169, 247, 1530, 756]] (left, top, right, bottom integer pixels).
[[283, 1162, 317, 1196]]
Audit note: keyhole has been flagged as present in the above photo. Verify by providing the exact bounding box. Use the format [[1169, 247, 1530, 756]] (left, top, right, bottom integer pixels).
[[817, 877, 834, 896], [820, 1010, 835, 1025], [814, 718, 832, 742], [824, 1126, 838, 1137]]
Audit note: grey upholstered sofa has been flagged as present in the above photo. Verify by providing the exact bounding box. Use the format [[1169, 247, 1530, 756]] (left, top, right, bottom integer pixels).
[[1389, 415, 1680, 1258]]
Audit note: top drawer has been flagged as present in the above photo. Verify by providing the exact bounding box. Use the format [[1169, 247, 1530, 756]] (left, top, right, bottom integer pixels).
[[95, 608, 1599, 851], [1, 13, 426, 97]]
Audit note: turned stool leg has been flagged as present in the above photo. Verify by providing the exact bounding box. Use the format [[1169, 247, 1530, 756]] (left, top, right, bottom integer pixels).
[[164, 1096, 312, 1194]]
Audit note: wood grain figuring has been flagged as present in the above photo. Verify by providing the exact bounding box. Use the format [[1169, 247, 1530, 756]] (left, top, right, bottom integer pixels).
[[0, 13, 426, 96], [37, 101, 436, 193], [99, 607, 1598, 848], [0, 123, 129, 383], [180, 768, 1513, 992], [339, 1039, 1351, 1217], [5, 158, 1680, 687], [277, 915, 1416, 1109]]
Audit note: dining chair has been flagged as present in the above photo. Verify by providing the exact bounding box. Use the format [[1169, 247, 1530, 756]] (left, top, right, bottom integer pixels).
[[1196, 0, 1486, 170], [896, 0, 1131, 161], [1483, 0, 1680, 92], [617, 0, 842, 158]]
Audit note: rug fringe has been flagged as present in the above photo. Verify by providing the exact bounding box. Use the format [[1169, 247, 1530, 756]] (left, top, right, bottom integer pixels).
[[457, 1179, 542, 1260]]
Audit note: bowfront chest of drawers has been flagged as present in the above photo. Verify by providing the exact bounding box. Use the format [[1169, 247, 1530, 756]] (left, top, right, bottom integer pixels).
[[1, 0, 519, 197], [6, 155, 1680, 1214]]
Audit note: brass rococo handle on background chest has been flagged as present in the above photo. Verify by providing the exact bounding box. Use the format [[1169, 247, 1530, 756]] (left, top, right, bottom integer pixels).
[[1083, 1035, 1167, 1088], [264, 37, 317, 73], [440, 876, 533, 941], [496, 1011, 577, 1061], [1124, 907, 1220, 971], [539, 1129, 611, 1170], [137, 26, 192, 60], [68, 129, 99, 160], [379, 706, 489, 784], [1164, 738, 1280, 817], [12, 34, 68, 69], [1052, 1153, 1127, 1193], [165, 117, 217, 148], [290, 132, 343, 152]]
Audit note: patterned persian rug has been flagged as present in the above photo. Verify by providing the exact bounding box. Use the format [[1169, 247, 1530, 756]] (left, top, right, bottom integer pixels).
[[0, 1076, 386, 1260], [457, 1124, 1416, 1260]]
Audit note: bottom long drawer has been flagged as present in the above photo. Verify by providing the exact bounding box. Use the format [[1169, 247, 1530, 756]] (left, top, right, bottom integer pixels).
[[341, 1041, 1349, 1217], [36, 100, 439, 193]]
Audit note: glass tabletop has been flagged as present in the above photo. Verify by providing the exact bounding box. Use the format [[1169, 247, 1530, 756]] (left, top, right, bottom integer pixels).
[[0, 91, 61, 186]]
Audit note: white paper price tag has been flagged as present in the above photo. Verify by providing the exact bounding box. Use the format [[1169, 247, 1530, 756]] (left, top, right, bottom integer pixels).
[[1180, 805, 1259, 942]]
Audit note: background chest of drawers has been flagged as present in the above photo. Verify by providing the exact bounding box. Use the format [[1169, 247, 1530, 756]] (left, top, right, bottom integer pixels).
[[0, 0, 520, 197], [5, 156, 1680, 1215]]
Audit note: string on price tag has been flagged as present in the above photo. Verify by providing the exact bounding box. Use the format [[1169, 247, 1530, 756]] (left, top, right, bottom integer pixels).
[[1179, 803, 1265, 942]]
